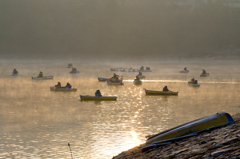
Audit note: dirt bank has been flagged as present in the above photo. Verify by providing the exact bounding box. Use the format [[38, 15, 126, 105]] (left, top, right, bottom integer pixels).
[[113, 113, 240, 159]]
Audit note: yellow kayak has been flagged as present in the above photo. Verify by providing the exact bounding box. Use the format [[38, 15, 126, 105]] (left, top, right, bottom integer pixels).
[[50, 87, 77, 91], [145, 89, 178, 95], [80, 95, 117, 100]]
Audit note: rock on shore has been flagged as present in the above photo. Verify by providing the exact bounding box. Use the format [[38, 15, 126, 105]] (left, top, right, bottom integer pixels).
[[113, 113, 240, 159]]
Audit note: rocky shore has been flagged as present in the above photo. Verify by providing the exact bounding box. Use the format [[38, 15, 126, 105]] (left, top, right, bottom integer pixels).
[[113, 113, 240, 159]]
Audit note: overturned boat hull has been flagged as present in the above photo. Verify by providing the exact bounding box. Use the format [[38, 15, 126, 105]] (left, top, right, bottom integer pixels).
[[146, 112, 234, 145]]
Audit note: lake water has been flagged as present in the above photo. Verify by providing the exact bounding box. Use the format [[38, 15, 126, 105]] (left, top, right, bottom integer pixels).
[[0, 58, 239, 158]]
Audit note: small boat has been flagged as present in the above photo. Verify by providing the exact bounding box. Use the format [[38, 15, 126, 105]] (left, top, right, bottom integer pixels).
[[69, 70, 80, 73], [180, 70, 189, 73], [50, 87, 77, 91], [134, 79, 142, 84], [107, 81, 124, 85], [145, 112, 234, 145], [188, 82, 200, 87], [98, 77, 109, 81], [11, 73, 19, 76], [98, 77, 123, 82], [200, 73, 210, 77], [80, 95, 117, 100], [32, 76, 53, 80], [67, 63, 73, 68], [140, 67, 152, 72], [145, 89, 178, 95], [137, 75, 145, 78]]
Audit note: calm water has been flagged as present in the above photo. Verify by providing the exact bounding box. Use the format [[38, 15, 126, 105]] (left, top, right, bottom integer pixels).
[[0, 58, 240, 159]]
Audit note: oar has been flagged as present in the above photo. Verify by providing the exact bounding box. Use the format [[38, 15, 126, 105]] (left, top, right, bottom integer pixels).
[[68, 143, 74, 159]]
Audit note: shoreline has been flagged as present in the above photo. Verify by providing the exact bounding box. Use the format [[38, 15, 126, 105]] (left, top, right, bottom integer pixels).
[[113, 113, 240, 159]]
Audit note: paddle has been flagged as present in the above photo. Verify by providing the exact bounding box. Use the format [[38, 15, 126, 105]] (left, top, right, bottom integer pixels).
[[68, 143, 74, 159]]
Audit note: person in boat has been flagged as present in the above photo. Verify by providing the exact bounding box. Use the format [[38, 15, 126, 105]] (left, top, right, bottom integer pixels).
[[72, 68, 77, 72], [135, 76, 140, 81], [163, 86, 169, 91], [65, 83, 72, 88], [191, 78, 195, 83], [55, 82, 61, 88], [194, 79, 198, 84], [140, 66, 144, 71], [184, 67, 187, 71], [38, 71, 43, 77], [202, 69, 206, 74], [113, 73, 119, 79], [68, 63, 73, 67], [115, 77, 120, 83], [12, 69, 18, 74], [95, 90, 102, 97], [138, 71, 142, 76]]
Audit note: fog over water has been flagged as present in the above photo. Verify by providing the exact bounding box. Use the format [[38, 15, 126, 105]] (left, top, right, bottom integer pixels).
[[0, 58, 240, 158]]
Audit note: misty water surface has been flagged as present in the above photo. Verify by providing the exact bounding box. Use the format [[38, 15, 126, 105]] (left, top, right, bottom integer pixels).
[[0, 58, 239, 158]]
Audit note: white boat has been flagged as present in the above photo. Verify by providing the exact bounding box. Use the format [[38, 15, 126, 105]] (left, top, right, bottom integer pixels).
[[32, 76, 53, 80], [134, 80, 142, 84], [107, 81, 124, 85], [137, 75, 145, 78], [69, 70, 80, 73], [187, 82, 200, 87], [180, 70, 189, 73], [11, 73, 19, 76], [50, 87, 77, 91], [200, 73, 210, 77]]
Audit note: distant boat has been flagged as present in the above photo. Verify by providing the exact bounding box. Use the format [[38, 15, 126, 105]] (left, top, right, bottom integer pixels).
[[107, 81, 124, 85], [80, 95, 117, 101], [11, 73, 19, 76], [180, 70, 189, 73], [133, 79, 142, 84], [50, 87, 77, 91], [32, 76, 53, 80], [145, 89, 178, 95], [200, 73, 210, 77], [188, 82, 200, 87]]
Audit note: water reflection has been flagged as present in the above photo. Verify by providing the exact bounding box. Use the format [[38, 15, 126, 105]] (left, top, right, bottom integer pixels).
[[0, 59, 240, 158]]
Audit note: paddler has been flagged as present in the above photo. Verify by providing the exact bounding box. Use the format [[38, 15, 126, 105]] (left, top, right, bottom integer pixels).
[[95, 90, 102, 97], [202, 69, 206, 74], [163, 86, 169, 92], [184, 67, 187, 71], [55, 82, 61, 88], [12, 69, 18, 74], [65, 83, 72, 88], [38, 71, 43, 77]]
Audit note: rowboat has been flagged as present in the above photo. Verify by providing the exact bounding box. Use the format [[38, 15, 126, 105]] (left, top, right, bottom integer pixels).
[[11, 73, 19, 76], [145, 112, 234, 145], [145, 89, 178, 95], [80, 95, 117, 100], [98, 77, 109, 81], [50, 87, 77, 91], [69, 70, 80, 73], [180, 70, 189, 73], [107, 81, 124, 85], [137, 75, 145, 78], [188, 82, 200, 87], [140, 69, 152, 72], [98, 77, 123, 82], [134, 80, 142, 84], [32, 76, 53, 80], [200, 73, 210, 77]]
